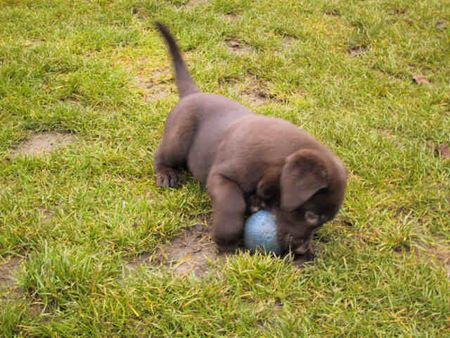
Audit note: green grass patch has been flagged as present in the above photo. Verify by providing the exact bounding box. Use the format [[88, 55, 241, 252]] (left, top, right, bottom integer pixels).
[[0, 0, 448, 336]]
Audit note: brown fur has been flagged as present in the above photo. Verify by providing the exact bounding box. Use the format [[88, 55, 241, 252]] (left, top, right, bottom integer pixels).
[[154, 23, 348, 257]]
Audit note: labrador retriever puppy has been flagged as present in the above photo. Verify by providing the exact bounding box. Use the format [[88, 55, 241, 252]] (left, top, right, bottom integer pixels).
[[154, 23, 347, 257]]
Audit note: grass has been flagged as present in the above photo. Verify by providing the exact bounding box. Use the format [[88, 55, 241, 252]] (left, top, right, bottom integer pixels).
[[0, 0, 448, 336]]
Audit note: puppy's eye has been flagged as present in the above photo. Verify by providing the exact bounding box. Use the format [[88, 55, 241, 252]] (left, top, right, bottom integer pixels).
[[305, 211, 319, 225]]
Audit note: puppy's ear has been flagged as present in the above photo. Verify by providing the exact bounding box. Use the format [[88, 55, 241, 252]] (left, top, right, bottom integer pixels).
[[280, 149, 328, 211]]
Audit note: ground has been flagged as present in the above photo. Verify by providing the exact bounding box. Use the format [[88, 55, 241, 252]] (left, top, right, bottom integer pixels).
[[0, 0, 449, 336]]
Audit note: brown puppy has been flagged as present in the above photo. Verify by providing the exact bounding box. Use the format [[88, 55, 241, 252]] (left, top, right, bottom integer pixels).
[[154, 23, 347, 256]]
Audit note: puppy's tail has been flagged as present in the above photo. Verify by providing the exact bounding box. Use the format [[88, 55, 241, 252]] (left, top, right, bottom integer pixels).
[[155, 22, 199, 98]]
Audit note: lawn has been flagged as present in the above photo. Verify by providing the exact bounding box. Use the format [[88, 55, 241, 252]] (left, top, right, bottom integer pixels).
[[0, 0, 449, 336]]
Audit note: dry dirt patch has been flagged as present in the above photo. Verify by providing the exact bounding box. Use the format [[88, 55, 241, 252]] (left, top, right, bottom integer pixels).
[[0, 257, 21, 292], [135, 67, 174, 101], [222, 13, 239, 21], [12, 132, 75, 158], [325, 8, 341, 16], [348, 45, 368, 57], [138, 81, 173, 101], [226, 39, 253, 55], [435, 143, 450, 159], [240, 77, 282, 107], [1, 257, 48, 315], [388, 8, 407, 15], [417, 242, 450, 278], [436, 19, 447, 30], [243, 89, 272, 106], [281, 36, 296, 48], [412, 74, 431, 85], [186, 0, 209, 8], [127, 224, 218, 277]]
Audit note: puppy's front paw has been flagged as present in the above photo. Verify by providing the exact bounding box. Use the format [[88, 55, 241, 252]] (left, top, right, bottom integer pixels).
[[247, 195, 267, 213], [217, 243, 239, 255], [293, 250, 315, 267], [156, 168, 180, 188]]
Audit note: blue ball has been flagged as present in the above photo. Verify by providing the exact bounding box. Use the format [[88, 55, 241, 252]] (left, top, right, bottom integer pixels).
[[244, 210, 281, 254]]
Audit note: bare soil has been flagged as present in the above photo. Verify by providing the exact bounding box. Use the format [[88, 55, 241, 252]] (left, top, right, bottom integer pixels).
[[226, 39, 253, 55], [186, 0, 209, 8], [127, 224, 218, 277], [11, 132, 75, 158], [135, 67, 174, 101], [348, 45, 368, 57], [0, 256, 21, 291]]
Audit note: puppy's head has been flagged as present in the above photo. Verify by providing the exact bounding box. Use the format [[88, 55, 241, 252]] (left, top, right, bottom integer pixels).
[[274, 149, 347, 254]]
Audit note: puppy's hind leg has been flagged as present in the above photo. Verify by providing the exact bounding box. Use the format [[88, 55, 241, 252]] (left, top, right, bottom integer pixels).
[[155, 110, 196, 188]]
